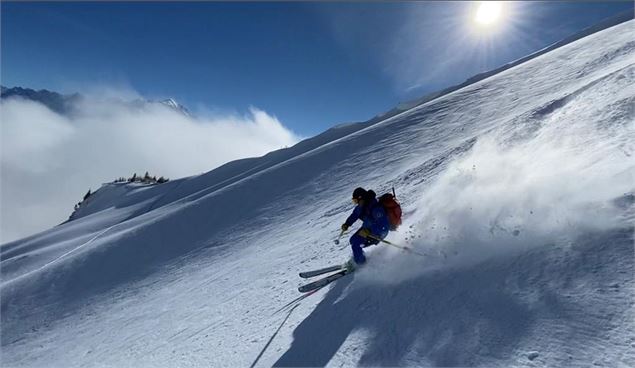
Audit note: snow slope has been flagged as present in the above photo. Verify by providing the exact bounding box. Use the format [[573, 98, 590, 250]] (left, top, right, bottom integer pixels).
[[371, 10, 634, 125], [2, 20, 634, 367]]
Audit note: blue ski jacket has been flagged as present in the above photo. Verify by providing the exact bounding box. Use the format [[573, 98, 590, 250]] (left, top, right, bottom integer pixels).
[[344, 196, 390, 238]]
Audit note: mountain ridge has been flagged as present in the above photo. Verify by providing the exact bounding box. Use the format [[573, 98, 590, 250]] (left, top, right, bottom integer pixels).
[[0, 85, 191, 117]]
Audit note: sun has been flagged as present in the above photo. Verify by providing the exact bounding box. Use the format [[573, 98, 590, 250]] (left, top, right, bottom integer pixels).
[[474, 2, 503, 26]]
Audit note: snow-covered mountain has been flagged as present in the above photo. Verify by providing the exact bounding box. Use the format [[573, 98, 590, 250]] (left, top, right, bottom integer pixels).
[[0, 86, 82, 115], [0, 86, 191, 117], [157, 98, 191, 116], [1, 19, 634, 368]]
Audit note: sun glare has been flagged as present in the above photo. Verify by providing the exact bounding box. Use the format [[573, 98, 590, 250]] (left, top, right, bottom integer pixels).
[[474, 2, 503, 26]]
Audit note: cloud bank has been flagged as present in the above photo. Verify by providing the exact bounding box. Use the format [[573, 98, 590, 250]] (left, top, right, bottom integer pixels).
[[1, 95, 300, 243]]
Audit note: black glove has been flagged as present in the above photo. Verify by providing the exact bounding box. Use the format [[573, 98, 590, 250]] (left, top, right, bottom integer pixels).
[[341, 223, 349, 231]]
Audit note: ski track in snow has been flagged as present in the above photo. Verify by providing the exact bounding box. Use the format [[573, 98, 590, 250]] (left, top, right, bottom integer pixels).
[[1, 20, 635, 368]]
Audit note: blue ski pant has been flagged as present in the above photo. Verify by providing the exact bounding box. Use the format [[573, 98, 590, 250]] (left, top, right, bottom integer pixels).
[[350, 229, 386, 264]]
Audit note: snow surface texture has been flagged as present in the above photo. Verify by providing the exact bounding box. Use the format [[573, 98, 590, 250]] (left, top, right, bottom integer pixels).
[[2, 21, 635, 367]]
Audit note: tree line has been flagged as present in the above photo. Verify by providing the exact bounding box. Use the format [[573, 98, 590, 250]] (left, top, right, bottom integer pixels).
[[112, 171, 169, 184]]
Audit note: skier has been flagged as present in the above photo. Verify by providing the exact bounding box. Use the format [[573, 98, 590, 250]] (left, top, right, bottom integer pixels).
[[296, 187, 401, 292], [341, 187, 390, 269]]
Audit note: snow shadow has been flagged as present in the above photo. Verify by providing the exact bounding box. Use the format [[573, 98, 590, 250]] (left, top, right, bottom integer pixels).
[[275, 262, 533, 367], [275, 227, 634, 366]]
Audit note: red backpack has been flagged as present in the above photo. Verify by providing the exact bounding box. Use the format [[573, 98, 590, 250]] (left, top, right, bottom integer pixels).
[[379, 191, 402, 231]]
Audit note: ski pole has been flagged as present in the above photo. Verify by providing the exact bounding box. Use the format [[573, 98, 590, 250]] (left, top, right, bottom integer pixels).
[[333, 229, 345, 245], [368, 234, 428, 257]]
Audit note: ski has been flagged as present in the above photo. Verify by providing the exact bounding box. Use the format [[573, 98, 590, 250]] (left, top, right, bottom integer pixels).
[[298, 269, 351, 293], [299, 264, 345, 278]]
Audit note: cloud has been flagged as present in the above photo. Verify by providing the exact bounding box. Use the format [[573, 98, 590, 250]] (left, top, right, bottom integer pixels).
[[1, 95, 300, 243]]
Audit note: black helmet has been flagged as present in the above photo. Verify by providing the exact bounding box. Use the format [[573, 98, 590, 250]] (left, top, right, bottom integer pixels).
[[352, 187, 367, 200]]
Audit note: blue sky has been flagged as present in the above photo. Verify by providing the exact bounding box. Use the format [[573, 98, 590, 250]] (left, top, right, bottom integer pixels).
[[2, 1, 632, 136]]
